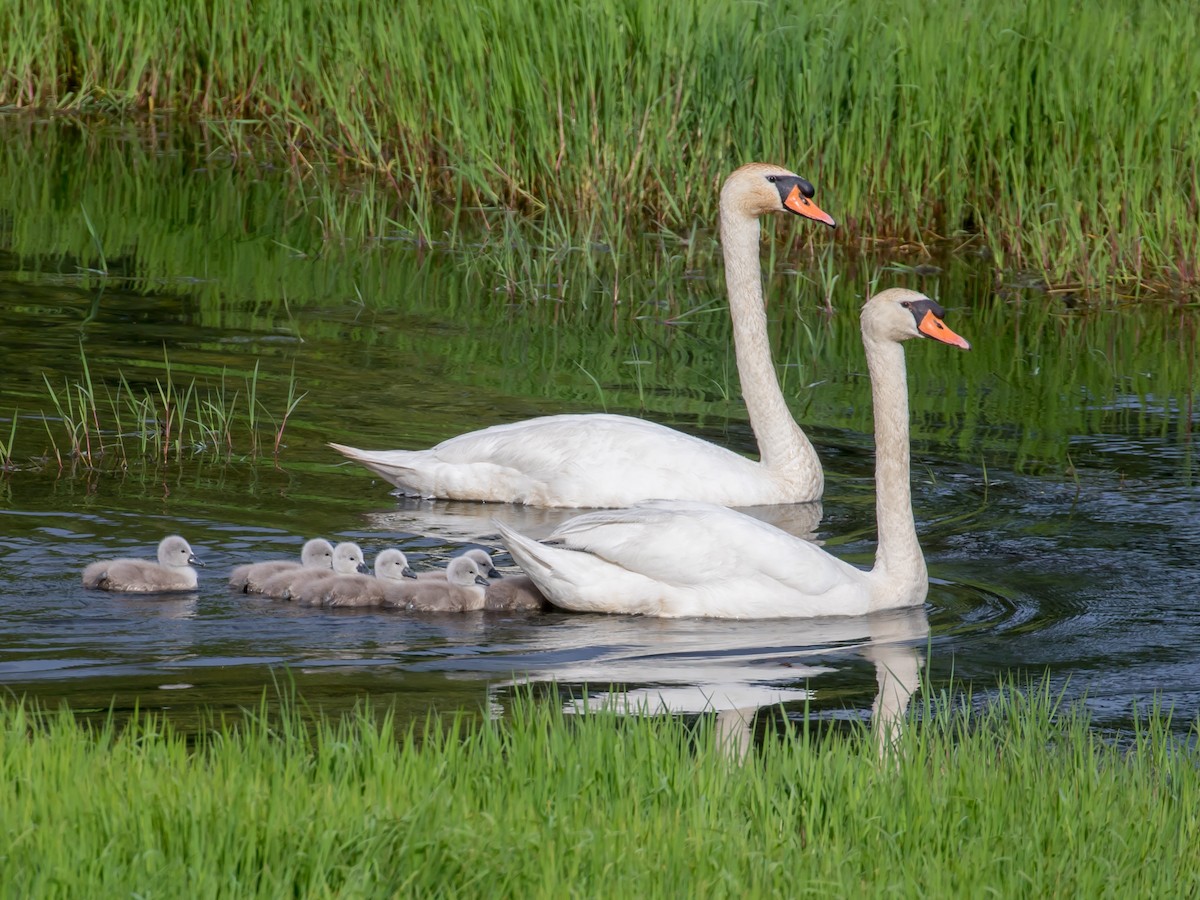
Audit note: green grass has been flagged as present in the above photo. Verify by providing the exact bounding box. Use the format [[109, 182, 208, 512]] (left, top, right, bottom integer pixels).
[[1, 683, 1197, 896], [2, 0, 1198, 295], [22, 344, 304, 470]]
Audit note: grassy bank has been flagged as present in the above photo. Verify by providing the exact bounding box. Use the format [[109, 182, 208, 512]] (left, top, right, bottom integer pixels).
[[1, 685, 1197, 896], [2, 0, 1198, 296]]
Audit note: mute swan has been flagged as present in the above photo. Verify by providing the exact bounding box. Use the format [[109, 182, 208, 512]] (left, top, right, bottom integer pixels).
[[330, 162, 835, 508], [258, 542, 368, 600], [382, 556, 491, 612], [484, 575, 549, 612], [495, 289, 970, 618], [82, 536, 203, 593], [416, 547, 502, 580], [299, 548, 418, 607], [229, 538, 334, 593]]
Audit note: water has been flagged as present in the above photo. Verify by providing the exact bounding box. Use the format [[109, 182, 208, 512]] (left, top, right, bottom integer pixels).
[[1, 121, 1197, 737]]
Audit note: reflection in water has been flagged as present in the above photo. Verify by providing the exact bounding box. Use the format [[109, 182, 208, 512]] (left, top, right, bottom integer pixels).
[[491, 606, 929, 760], [363, 496, 824, 543]]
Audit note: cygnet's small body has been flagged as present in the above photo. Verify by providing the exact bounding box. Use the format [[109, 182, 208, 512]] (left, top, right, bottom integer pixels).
[[383, 556, 490, 612], [415, 548, 501, 580], [483, 575, 549, 612], [258, 542, 367, 600], [81, 536, 203, 593], [299, 549, 418, 607], [229, 538, 334, 593]]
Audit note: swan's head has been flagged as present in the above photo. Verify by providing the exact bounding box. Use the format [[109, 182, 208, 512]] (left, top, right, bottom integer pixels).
[[158, 535, 202, 569], [301, 538, 335, 569], [448, 556, 490, 587], [720, 163, 836, 227], [375, 548, 418, 581], [333, 542, 369, 575], [862, 288, 971, 349]]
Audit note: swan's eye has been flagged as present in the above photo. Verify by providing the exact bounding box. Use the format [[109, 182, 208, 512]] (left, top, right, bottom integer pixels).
[[766, 175, 778, 183], [901, 301, 912, 309]]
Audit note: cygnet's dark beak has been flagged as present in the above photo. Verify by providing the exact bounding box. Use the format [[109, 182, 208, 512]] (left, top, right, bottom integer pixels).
[[189, 553, 205, 567], [402, 566, 417, 579], [474, 575, 489, 586]]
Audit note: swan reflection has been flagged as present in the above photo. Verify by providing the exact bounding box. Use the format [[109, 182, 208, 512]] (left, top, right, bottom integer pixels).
[[489, 604, 929, 759]]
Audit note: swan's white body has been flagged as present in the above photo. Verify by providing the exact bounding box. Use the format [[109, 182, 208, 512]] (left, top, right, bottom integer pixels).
[[81, 535, 203, 593], [497, 289, 970, 619], [330, 162, 835, 508]]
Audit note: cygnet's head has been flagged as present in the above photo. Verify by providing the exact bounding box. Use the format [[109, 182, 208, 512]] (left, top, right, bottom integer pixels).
[[374, 548, 417, 581], [158, 535, 202, 569], [332, 542, 369, 575], [447, 556, 490, 587], [300, 538, 335, 568]]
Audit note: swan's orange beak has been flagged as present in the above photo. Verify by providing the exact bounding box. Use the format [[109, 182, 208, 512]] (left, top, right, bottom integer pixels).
[[918, 310, 971, 349], [783, 185, 836, 227]]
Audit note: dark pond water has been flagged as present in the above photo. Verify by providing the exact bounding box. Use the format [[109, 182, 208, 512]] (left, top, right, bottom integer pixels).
[[1, 120, 1197, 737]]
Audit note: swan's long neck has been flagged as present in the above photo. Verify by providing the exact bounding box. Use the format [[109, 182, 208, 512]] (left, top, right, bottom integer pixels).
[[863, 335, 927, 599], [719, 209, 821, 487]]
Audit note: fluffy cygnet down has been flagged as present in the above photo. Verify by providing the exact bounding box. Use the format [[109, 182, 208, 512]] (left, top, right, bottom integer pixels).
[[415, 547, 501, 580], [483, 575, 549, 612], [382, 556, 490, 612], [81, 535, 203, 593], [297, 548, 418, 607], [229, 538, 334, 593], [257, 542, 368, 600]]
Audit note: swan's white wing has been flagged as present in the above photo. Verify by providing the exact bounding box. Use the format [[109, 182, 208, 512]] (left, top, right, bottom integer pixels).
[[333, 415, 791, 507], [497, 502, 872, 619]]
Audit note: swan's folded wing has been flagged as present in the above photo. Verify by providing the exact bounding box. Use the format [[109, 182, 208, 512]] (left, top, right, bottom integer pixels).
[[546, 500, 863, 596]]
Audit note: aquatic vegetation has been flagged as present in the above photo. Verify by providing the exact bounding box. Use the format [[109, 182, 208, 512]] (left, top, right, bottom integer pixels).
[[3, 0, 1198, 295], [19, 346, 304, 470], [0, 683, 1196, 895]]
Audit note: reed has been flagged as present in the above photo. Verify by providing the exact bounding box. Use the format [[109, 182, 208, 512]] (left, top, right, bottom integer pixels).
[[1, 0, 1197, 295], [21, 346, 304, 470], [0, 682, 1196, 896]]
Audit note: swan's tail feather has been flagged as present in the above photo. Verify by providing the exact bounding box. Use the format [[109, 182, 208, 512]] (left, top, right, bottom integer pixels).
[[493, 519, 565, 585], [328, 442, 418, 486]]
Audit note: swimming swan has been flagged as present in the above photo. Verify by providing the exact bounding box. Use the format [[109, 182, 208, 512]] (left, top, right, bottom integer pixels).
[[382, 556, 491, 612], [258, 542, 368, 599], [229, 538, 334, 593], [495, 289, 970, 618], [329, 162, 835, 507], [300, 548, 418, 607], [81, 535, 203, 593], [415, 547, 502, 580]]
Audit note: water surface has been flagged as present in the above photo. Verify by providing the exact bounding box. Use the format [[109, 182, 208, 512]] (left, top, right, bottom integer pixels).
[[1, 121, 1197, 737]]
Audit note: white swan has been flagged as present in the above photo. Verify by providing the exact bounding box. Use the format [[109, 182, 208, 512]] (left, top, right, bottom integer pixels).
[[81, 535, 203, 593], [257, 542, 368, 600], [495, 288, 970, 618], [229, 538, 334, 593], [381, 556, 491, 612], [329, 162, 835, 507], [301, 548, 418, 607]]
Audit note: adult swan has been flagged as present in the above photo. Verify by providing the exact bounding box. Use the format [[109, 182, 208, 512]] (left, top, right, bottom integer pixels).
[[495, 289, 970, 618], [329, 163, 835, 507]]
